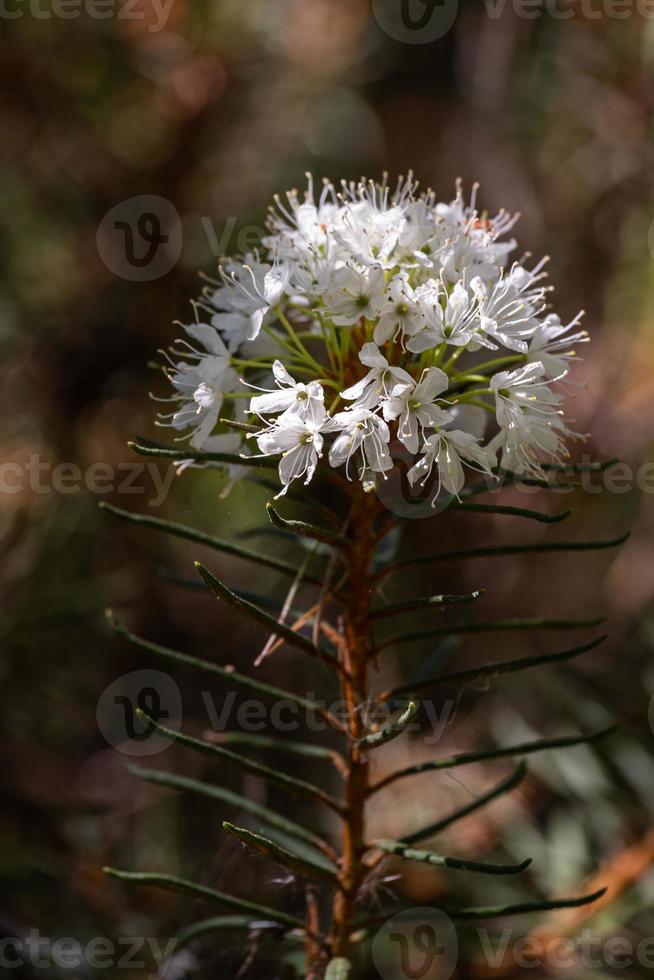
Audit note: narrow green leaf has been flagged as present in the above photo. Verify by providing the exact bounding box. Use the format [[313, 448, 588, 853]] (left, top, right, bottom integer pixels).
[[103, 868, 304, 930], [377, 532, 630, 578], [544, 458, 618, 472], [194, 562, 341, 674], [386, 636, 606, 699], [99, 501, 323, 585], [450, 501, 572, 523], [375, 616, 605, 653], [136, 710, 343, 815], [498, 467, 578, 486], [358, 702, 418, 749], [267, 503, 349, 549], [369, 725, 617, 793], [206, 732, 344, 766], [370, 590, 484, 622], [218, 417, 259, 433], [172, 916, 301, 954], [462, 472, 578, 497], [354, 887, 608, 934], [374, 840, 532, 876], [449, 888, 607, 920], [326, 958, 351, 979], [128, 439, 275, 468], [223, 821, 337, 881], [401, 763, 527, 846], [106, 611, 340, 727], [128, 765, 331, 853]]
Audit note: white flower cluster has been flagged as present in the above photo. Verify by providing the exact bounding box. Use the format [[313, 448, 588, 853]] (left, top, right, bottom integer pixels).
[[156, 175, 588, 502]]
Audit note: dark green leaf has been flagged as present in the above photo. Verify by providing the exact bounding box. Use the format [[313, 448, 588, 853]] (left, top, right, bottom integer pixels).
[[194, 562, 341, 673], [543, 459, 618, 472], [136, 709, 343, 814], [358, 702, 418, 749], [369, 725, 617, 793], [223, 822, 337, 881], [203, 732, 344, 766], [449, 888, 607, 920], [374, 840, 532, 876], [103, 868, 304, 930], [355, 887, 607, 933], [128, 439, 276, 468], [401, 763, 528, 845], [385, 636, 606, 699], [267, 503, 349, 549], [450, 501, 571, 523], [375, 617, 605, 654], [218, 417, 259, 433], [172, 916, 299, 954], [128, 765, 331, 854], [370, 590, 484, 622], [377, 532, 630, 578], [462, 472, 578, 497], [106, 611, 340, 728], [99, 501, 323, 585]]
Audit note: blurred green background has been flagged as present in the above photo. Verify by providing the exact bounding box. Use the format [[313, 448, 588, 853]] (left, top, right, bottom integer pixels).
[[2, 2, 654, 978]]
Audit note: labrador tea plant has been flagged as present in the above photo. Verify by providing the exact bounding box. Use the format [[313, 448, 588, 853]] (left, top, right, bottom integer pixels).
[[102, 175, 623, 979]]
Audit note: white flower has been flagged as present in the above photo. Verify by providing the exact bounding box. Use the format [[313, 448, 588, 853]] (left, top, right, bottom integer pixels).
[[327, 409, 393, 477], [160, 323, 237, 448], [332, 199, 406, 268], [408, 428, 496, 500], [207, 254, 289, 347], [527, 311, 588, 377], [156, 174, 586, 502], [491, 362, 562, 425], [264, 175, 340, 263], [472, 261, 547, 353], [288, 248, 340, 302], [323, 264, 386, 326], [255, 408, 330, 496], [397, 197, 439, 265], [249, 361, 325, 424], [341, 342, 414, 411], [436, 182, 518, 282], [373, 272, 425, 345], [385, 367, 450, 454], [408, 281, 482, 352], [490, 362, 567, 473]]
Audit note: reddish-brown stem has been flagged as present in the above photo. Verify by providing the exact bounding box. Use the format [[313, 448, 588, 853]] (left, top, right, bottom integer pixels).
[[326, 484, 383, 961]]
